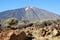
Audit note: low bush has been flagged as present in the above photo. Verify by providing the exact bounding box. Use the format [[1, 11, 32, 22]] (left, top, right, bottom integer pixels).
[[4, 18, 18, 30], [5, 18, 18, 26]]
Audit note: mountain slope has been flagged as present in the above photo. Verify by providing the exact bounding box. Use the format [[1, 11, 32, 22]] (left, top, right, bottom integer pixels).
[[0, 6, 60, 23]]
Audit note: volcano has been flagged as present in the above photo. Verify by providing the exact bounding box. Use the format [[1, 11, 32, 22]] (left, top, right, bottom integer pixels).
[[0, 6, 60, 23]]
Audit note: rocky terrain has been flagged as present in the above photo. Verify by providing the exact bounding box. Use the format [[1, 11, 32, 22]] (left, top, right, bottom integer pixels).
[[0, 19, 60, 40]]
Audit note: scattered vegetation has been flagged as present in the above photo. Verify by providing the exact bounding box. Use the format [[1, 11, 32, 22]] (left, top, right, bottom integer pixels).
[[0, 18, 60, 40], [34, 19, 60, 28], [21, 19, 30, 24], [40, 20, 53, 26], [0, 18, 60, 30]]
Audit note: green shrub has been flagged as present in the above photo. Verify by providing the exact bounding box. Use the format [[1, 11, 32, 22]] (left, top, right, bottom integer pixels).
[[4, 18, 18, 26]]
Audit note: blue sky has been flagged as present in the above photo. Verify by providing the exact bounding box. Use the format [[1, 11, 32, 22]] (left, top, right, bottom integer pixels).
[[0, 0, 60, 15]]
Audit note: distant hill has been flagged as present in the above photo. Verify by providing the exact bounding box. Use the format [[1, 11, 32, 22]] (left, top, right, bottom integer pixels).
[[0, 6, 60, 23]]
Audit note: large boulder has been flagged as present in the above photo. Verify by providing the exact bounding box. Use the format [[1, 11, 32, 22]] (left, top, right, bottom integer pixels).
[[0, 30, 26, 40]]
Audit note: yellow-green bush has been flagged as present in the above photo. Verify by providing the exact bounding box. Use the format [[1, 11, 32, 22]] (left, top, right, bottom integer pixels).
[[4, 18, 18, 26]]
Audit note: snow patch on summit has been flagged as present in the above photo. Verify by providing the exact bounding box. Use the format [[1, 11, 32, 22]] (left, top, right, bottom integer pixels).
[[25, 7, 29, 11], [25, 6, 33, 11]]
